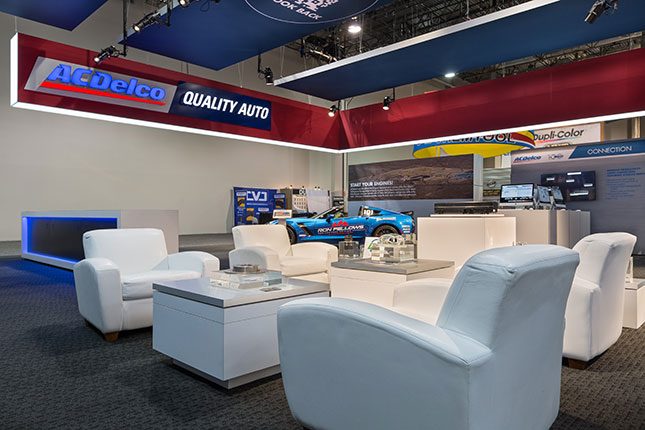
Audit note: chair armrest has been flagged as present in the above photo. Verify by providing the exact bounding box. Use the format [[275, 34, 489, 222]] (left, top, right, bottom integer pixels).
[[278, 298, 491, 430], [392, 278, 453, 324], [73, 258, 123, 334], [167, 251, 220, 277], [229, 246, 281, 271], [291, 242, 339, 265]]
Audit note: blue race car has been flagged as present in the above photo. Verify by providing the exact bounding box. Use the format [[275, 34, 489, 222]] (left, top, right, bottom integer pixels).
[[274, 206, 415, 244]]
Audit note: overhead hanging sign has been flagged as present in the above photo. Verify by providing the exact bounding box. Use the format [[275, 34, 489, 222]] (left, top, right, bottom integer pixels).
[[169, 83, 272, 131], [24, 57, 273, 131], [24, 57, 176, 113], [245, 0, 383, 24]]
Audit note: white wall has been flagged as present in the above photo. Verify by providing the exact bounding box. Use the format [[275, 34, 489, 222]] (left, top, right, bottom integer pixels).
[[0, 3, 340, 240]]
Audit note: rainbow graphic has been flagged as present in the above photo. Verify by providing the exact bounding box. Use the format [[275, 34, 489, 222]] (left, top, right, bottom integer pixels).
[[413, 131, 536, 159]]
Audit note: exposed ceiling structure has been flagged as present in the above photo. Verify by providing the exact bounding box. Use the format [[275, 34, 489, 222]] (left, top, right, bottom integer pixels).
[[274, 0, 645, 100], [123, 0, 393, 71], [1, 0, 642, 104], [287, 0, 532, 65]]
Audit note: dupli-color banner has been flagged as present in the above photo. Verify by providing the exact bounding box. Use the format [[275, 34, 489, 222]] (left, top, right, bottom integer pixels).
[[533, 123, 602, 148]]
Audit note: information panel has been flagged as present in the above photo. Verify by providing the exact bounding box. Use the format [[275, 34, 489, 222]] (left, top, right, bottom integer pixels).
[[348, 156, 474, 201]]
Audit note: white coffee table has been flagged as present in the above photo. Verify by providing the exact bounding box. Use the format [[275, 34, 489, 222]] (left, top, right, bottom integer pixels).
[[152, 276, 329, 389], [330, 258, 454, 308]]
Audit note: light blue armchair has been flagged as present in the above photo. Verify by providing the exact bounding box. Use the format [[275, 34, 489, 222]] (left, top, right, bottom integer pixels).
[[278, 245, 579, 430]]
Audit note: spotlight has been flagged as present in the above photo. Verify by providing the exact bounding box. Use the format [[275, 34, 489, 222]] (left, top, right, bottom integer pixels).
[[133, 11, 160, 33], [178, 0, 194, 6], [94, 46, 120, 64], [257, 55, 274, 86], [348, 17, 361, 34], [382, 96, 393, 111], [328, 105, 339, 117], [263, 67, 274, 86], [444, 72, 456, 78], [585, 0, 618, 24]]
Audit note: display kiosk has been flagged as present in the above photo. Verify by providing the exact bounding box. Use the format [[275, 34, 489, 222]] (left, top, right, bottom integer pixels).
[[21, 210, 179, 269]]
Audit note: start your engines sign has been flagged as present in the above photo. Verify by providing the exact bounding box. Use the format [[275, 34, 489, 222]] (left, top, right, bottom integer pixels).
[[24, 57, 272, 131]]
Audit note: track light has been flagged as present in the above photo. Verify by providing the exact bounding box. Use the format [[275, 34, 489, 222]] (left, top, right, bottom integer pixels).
[[178, 0, 195, 6], [444, 72, 456, 78], [94, 46, 120, 64], [585, 0, 618, 24], [383, 96, 393, 111], [257, 55, 274, 86], [348, 17, 361, 34], [263, 68, 274, 85], [133, 11, 161, 32], [328, 105, 339, 117]]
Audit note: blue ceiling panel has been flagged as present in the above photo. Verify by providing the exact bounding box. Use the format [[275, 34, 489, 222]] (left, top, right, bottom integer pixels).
[[275, 0, 645, 101], [124, 0, 392, 71], [0, 0, 108, 30]]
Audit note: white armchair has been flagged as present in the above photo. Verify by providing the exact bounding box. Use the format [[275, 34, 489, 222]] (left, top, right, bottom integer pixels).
[[228, 225, 338, 282], [74, 228, 219, 341], [563, 232, 636, 365], [278, 245, 579, 430]]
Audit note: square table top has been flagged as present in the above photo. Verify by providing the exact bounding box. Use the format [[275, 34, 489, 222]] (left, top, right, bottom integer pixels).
[[331, 258, 454, 275], [153, 276, 329, 308]]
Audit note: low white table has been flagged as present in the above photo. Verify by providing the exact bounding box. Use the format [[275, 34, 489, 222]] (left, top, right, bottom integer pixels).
[[330, 259, 454, 308], [152, 277, 329, 389]]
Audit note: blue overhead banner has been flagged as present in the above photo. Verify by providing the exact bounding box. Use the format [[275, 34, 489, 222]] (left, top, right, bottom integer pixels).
[[570, 141, 645, 159], [245, 0, 382, 24], [512, 140, 645, 165], [169, 83, 272, 131]]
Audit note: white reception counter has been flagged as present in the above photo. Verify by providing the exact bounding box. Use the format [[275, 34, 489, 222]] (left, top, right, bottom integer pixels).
[[417, 214, 516, 269], [21, 209, 179, 269]]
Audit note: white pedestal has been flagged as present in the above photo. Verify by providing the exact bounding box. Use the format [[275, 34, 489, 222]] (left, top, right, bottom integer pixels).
[[417, 215, 516, 269], [498, 210, 556, 245], [623, 279, 645, 329], [330, 264, 454, 308], [556, 210, 591, 248], [498, 209, 590, 248]]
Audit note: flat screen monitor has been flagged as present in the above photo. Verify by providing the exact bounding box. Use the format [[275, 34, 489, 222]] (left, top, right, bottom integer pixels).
[[537, 186, 551, 204], [550, 186, 565, 204], [500, 184, 535, 203], [541, 171, 596, 202]]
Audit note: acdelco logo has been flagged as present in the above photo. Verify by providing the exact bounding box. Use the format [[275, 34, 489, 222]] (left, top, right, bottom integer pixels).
[[514, 155, 542, 163], [42, 64, 167, 106]]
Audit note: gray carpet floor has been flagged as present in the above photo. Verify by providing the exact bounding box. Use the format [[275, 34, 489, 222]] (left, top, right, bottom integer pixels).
[[0, 258, 643, 429]]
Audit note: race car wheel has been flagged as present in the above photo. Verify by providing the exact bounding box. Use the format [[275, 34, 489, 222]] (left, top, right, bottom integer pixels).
[[287, 226, 298, 244], [372, 225, 400, 237]]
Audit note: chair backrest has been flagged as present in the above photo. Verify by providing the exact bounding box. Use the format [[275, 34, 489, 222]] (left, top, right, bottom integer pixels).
[[232, 225, 292, 258], [573, 232, 636, 290], [83, 228, 169, 275], [573, 232, 636, 338], [437, 245, 579, 350]]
